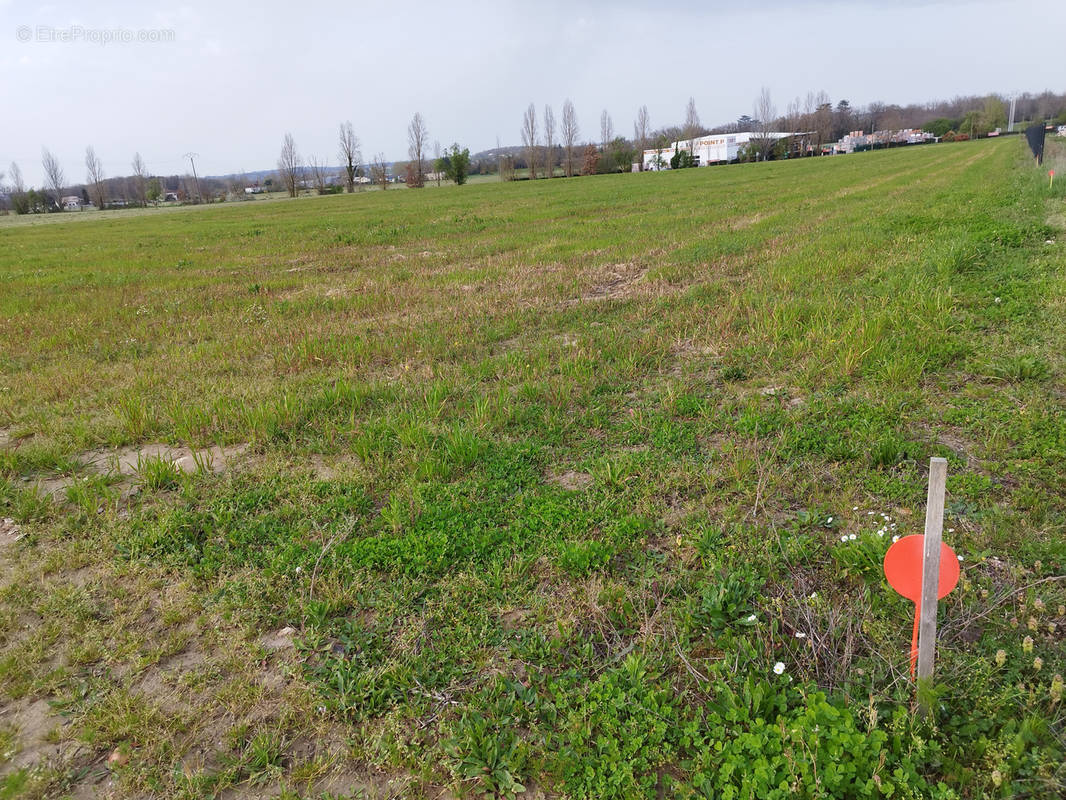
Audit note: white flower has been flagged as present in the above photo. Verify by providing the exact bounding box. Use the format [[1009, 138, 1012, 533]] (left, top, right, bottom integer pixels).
[[747, 614, 757, 622], [795, 632, 807, 639], [948, 528, 955, 533], [840, 535, 848, 542], [809, 592, 817, 599], [957, 555, 964, 561], [773, 661, 786, 675], [852, 506, 858, 511], [892, 535, 900, 543], [848, 533, 857, 540], [994, 297, 1002, 303], [867, 511, 874, 515], [826, 516, 833, 523]]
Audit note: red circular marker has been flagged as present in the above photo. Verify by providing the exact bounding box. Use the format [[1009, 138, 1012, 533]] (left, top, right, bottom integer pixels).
[[884, 534, 959, 601], [884, 534, 960, 678], [1050, 170, 1056, 177]]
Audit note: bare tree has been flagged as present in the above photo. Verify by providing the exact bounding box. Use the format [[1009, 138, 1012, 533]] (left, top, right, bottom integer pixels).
[[131, 152, 148, 206], [600, 109, 613, 152], [85, 146, 107, 208], [277, 133, 301, 197], [751, 87, 779, 161], [684, 97, 701, 152], [407, 112, 428, 187], [226, 172, 244, 198], [543, 104, 556, 178], [813, 90, 832, 147], [371, 152, 389, 189], [338, 122, 362, 193], [307, 155, 327, 194], [433, 140, 442, 186], [9, 162, 24, 195], [499, 153, 515, 182], [561, 99, 579, 178], [8, 162, 27, 214], [521, 103, 538, 179], [633, 105, 650, 170], [41, 148, 65, 207]]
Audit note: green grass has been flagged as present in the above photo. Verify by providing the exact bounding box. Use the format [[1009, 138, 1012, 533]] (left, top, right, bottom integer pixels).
[[1, 137, 1065, 798]]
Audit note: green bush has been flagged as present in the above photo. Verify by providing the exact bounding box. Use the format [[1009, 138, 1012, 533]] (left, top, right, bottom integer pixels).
[[681, 679, 946, 799], [547, 656, 676, 799]]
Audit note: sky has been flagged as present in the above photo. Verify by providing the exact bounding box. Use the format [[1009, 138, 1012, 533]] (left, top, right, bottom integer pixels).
[[2, 0, 1063, 185]]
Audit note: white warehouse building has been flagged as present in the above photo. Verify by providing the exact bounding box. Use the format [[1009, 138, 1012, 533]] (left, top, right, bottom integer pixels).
[[642, 131, 794, 170]]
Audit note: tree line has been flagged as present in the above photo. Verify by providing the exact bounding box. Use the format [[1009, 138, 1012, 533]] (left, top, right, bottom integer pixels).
[[510, 89, 1066, 178], [3, 88, 1065, 213]]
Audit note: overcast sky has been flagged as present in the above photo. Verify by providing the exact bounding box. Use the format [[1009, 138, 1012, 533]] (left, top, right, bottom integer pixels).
[[2, 0, 1063, 185]]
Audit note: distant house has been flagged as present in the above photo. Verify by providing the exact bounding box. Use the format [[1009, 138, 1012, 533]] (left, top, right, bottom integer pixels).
[[244, 186, 265, 194], [61, 195, 82, 211]]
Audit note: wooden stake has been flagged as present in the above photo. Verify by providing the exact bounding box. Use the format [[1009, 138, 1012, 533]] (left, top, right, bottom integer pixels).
[[916, 458, 947, 700]]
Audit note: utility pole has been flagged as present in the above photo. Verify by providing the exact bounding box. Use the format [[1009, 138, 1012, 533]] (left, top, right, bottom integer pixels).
[[1007, 94, 1018, 133], [184, 152, 203, 204]]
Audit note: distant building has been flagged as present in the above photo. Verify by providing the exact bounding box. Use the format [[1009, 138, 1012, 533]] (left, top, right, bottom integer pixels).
[[61, 195, 82, 211], [642, 131, 794, 170], [834, 129, 936, 153], [244, 186, 265, 194]]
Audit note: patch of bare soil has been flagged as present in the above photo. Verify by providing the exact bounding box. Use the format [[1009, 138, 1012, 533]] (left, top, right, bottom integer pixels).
[[32, 442, 248, 498], [936, 431, 975, 466], [501, 609, 530, 630], [0, 517, 22, 550], [730, 212, 764, 230], [307, 453, 364, 481], [753, 386, 806, 408], [259, 626, 297, 651], [547, 470, 593, 491], [670, 339, 718, 358], [81, 442, 247, 477], [580, 262, 647, 301], [0, 697, 66, 773]]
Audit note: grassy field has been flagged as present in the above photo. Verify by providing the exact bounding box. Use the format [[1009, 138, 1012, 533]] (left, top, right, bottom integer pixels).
[[1, 137, 1064, 799]]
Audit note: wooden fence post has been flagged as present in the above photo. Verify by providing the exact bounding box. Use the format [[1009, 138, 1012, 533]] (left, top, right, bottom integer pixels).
[[916, 457, 947, 711]]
